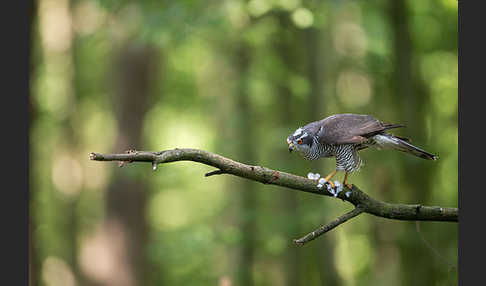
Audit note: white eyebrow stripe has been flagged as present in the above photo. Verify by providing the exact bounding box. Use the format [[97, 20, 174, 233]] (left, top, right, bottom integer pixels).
[[295, 132, 309, 142], [293, 128, 304, 137]]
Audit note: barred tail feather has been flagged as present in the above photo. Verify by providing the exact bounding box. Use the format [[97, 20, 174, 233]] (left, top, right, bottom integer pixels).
[[372, 134, 438, 160]]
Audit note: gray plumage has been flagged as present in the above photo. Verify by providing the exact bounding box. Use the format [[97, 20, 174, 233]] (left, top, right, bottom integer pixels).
[[287, 114, 437, 174]]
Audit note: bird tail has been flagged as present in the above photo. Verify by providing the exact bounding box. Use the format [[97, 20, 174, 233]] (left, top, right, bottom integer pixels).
[[372, 133, 438, 160]]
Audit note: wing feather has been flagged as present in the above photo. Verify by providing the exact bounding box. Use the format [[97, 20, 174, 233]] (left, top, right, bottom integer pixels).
[[313, 114, 404, 145]]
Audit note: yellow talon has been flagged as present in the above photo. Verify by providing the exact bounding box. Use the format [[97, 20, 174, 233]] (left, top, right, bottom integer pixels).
[[328, 181, 335, 189], [324, 169, 338, 182], [322, 169, 338, 189], [343, 172, 353, 189]]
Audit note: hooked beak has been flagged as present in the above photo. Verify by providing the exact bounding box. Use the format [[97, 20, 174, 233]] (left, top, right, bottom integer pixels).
[[286, 138, 294, 153]]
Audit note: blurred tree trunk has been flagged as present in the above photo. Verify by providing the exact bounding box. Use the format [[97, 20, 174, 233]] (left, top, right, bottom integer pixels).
[[100, 42, 158, 286], [273, 12, 341, 286], [210, 28, 256, 286], [234, 40, 257, 286], [272, 12, 339, 285], [388, 0, 436, 284], [305, 26, 341, 286], [35, 0, 81, 284], [390, 0, 432, 222], [306, 28, 325, 121], [67, 8, 82, 284], [273, 12, 301, 286], [389, 0, 435, 186], [276, 19, 302, 286]]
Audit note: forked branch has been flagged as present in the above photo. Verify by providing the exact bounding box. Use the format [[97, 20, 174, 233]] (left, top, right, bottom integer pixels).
[[89, 148, 458, 245]]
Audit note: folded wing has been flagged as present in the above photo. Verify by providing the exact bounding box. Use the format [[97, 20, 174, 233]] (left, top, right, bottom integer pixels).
[[316, 114, 404, 145]]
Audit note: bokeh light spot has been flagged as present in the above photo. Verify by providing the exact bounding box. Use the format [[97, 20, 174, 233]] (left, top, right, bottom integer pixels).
[[333, 22, 368, 58], [248, 0, 271, 17], [277, 0, 300, 11], [148, 190, 191, 230], [335, 232, 373, 282], [337, 70, 372, 108], [42, 256, 76, 286], [291, 8, 314, 29], [52, 152, 83, 197], [73, 0, 106, 36], [421, 51, 457, 116], [39, 0, 73, 52]]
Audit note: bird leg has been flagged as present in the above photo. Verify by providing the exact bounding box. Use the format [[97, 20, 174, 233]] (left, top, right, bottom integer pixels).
[[343, 172, 353, 189], [323, 169, 338, 188]]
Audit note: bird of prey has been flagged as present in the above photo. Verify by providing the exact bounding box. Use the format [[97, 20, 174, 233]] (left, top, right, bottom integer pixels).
[[286, 113, 437, 191]]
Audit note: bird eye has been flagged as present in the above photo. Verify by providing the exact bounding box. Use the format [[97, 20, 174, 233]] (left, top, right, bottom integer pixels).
[[298, 139, 303, 145]]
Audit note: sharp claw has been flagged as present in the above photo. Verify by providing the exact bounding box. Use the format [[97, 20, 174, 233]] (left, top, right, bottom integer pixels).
[[317, 178, 340, 194], [317, 178, 326, 190], [333, 181, 343, 197], [327, 183, 335, 195], [316, 180, 344, 197], [328, 181, 335, 189]]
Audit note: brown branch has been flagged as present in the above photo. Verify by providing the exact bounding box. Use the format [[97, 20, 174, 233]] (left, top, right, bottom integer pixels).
[[205, 170, 226, 177], [293, 207, 365, 245], [89, 148, 458, 244]]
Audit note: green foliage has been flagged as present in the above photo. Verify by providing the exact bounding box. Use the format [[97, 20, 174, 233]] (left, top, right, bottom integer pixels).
[[31, 0, 457, 285]]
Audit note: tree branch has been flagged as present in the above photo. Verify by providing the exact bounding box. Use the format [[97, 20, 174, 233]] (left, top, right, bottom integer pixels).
[[293, 207, 365, 245], [89, 148, 458, 244]]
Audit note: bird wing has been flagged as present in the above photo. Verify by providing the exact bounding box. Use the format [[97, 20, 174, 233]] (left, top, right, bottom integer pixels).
[[315, 114, 404, 145]]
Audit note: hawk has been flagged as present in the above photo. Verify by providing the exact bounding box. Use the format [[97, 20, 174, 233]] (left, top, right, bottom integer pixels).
[[286, 113, 437, 191]]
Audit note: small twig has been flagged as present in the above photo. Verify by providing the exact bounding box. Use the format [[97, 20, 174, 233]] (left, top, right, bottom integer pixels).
[[205, 170, 226, 177], [293, 207, 365, 245]]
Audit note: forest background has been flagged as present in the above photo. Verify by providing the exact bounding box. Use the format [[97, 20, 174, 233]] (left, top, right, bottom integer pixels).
[[30, 0, 458, 285]]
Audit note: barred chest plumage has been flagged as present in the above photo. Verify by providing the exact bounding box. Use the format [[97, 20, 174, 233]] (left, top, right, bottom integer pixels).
[[302, 137, 362, 173], [301, 137, 332, 160]]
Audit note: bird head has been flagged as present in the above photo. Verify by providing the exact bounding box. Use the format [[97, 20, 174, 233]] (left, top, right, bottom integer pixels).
[[286, 127, 315, 156]]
